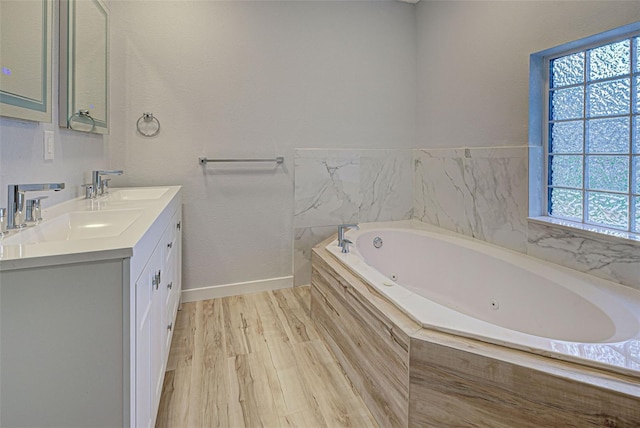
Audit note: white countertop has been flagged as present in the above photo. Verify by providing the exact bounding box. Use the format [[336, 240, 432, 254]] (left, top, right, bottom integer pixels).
[[0, 186, 182, 272]]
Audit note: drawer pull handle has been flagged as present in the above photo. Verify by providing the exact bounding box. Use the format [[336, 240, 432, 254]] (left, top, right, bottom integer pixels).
[[167, 242, 173, 249], [155, 270, 161, 289], [176, 222, 181, 230], [167, 323, 173, 331], [167, 282, 173, 290]]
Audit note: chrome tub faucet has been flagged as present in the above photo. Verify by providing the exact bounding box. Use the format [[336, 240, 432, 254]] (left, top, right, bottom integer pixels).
[[338, 223, 359, 253]]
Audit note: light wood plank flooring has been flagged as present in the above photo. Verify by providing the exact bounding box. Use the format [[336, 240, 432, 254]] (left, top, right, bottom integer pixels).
[[155, 286, 378, 428]]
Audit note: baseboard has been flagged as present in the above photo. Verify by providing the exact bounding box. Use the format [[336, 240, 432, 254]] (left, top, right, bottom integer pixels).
[[181, 275, 293, 302]]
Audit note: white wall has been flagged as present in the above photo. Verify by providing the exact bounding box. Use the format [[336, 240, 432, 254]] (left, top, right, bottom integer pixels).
[[416, 0, 640, 148], [0, 1, 109, 210], [108, 1, 417, 291]]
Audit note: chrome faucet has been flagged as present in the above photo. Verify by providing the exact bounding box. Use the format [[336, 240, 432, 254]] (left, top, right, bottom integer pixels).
[[90, 170, 123, 198], [7, 183, 65, 229], [337, 223, 359, 251]]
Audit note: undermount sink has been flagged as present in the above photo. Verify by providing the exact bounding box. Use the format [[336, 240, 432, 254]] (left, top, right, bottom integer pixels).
[[1, 209, 143, 245], [108, 187, 168, 201]]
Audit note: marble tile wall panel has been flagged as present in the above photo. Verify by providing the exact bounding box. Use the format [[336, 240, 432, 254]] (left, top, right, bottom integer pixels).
[[527, 221, 640, 291], [294, 150, 362, 229], [359, 152, 414, 223], [413, 146, 529, 253], [294, 149, 413, 285]]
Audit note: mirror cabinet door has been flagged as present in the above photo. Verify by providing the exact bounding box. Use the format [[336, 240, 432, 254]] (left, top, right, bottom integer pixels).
[[0, 0, 53, 122], [60, 0, 109, 134]]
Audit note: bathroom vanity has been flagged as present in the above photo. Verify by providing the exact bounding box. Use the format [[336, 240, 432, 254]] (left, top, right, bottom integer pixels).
[[0, 186, 182, 428]]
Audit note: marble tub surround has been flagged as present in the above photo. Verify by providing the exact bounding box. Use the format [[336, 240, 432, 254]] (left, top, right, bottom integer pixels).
[[527, 220, 640, 292], [293, 149, 412, 285], [413, 146, 528, 253], [311, 235, 640, 427]]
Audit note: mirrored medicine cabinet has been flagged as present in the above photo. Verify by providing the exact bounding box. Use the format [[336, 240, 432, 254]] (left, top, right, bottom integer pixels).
[[59, 0, 109, 134], [0, 0, 53, 122]]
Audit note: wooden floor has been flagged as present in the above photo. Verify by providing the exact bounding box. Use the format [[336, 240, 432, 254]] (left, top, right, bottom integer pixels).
[[155, 286, 378, 428]]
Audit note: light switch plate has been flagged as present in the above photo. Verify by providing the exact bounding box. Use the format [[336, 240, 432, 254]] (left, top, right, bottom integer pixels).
[[44, 130, 54, 160]]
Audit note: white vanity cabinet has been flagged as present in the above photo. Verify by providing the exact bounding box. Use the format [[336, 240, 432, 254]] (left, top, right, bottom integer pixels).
[[135, 208, 182, 428], [0, 186, 182, 428]]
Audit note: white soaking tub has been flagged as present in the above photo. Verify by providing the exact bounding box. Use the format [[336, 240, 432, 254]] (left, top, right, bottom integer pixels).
[[326, 220, 640, 377]]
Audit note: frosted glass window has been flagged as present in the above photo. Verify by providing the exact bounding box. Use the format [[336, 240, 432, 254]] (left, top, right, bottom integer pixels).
[[635, 196, 640, 231], [550, 87, 583, 120], [633, 116, 640, 154], [588, 40, 630, 81], [634, 156, 639, 194], [636, 37, 640, 73], [586, 156, 629, 192], [587, 78, 629, 117], [549, 155, 582, 188], [587, 192, 628, 229], [549, 188, 582, 220], [545, 32, 639, 233], [549, 121, 583, 153], [586, 118, 629, 153], [551, 52, 584, 88], [635, 76, 640, 114]]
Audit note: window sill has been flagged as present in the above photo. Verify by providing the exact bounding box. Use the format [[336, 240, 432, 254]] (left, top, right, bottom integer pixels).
[[527, 216, 640, 246]]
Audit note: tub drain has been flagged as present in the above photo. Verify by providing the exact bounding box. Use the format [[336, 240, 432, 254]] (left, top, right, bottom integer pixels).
[[490, 299, 500, 310], [373, 237, 383, 248]]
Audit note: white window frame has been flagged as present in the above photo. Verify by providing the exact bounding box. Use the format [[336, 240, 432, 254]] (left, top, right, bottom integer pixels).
[[529, 21, 640, 239]]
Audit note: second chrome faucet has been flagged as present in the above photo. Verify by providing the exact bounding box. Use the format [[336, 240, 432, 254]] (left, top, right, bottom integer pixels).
[[85, 170, 124, 199]]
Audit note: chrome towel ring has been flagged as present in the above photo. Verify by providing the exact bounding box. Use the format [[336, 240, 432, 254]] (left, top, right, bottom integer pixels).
[[68, 109, 95, 132], [136, 112, 161, 137]]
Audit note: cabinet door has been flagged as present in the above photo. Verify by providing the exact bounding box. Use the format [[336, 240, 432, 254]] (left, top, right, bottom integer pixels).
[[135, 243, 163, 428], [171, 210, 183, 313], [135, 249, 157, 428], [162, 210, 182, 358], [150, 262, 164, 417]]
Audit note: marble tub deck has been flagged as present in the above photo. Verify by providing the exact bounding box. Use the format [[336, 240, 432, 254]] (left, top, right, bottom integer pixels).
[[310, 235, 640, 427]]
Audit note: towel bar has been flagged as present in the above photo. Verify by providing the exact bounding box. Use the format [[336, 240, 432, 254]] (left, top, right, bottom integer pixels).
[[199, 156, 284, 166]]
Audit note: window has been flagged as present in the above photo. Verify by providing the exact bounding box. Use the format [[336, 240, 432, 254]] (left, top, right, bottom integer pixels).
[[541, 30, 640, 234]]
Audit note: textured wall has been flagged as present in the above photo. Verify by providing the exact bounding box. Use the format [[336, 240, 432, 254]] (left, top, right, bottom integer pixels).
[[107, 1, 417, 291], [415, 0, 640, 148]]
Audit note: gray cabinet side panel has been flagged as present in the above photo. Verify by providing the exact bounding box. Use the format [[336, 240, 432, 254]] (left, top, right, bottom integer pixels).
[[1, 259, 125, 428]]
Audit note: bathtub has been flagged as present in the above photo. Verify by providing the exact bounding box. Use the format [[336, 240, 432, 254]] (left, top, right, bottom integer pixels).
[[326, 220, 640, 378]]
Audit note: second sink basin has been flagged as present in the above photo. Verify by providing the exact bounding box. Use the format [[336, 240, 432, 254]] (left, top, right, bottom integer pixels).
[[108, 187, 168, 201], [1, 209, 143, 245]]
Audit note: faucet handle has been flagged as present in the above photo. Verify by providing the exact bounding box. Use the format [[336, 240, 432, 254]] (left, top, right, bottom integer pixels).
[[0, 208, 7, 236], [102, 178, 112, 195], [26, 196, 48, 223], [82, 183, 95, 199], [341, 239, 353, 254]]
